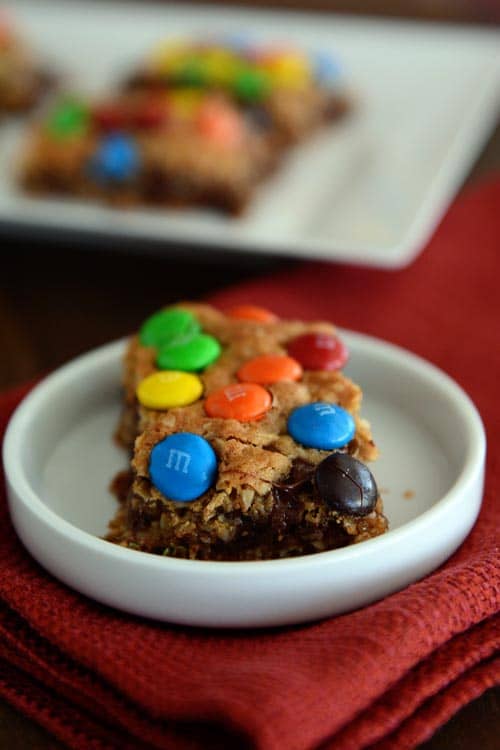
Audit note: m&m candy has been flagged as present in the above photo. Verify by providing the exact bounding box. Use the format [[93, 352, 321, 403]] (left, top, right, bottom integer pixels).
[[151, 40, 189, 75], [157, 333, 221, 372], [169, 89, 204, 118], [313, 51, 341, 85], [237, 354, 302, 385], [196, 101, 243, 148], [205, 382, 272, 422], [314, 453, 378, 516], [89, 134, 139, 183], [149, 432, 217, 502], [47, 99, 89, 139], [227, 304, 278, 323], [287, 332, 348, 371], [219, 32, 254, 54], [287, 402, 355, 450], [233, 68, 270, 102], [262, 52, 311, 89], [92, 102, 129, 132], [203, 48, 239, 87], [137, 371, 203, 410], [176, 57, 208, 87], [139, 308, 200, 348], [131, 98, 168, 130]]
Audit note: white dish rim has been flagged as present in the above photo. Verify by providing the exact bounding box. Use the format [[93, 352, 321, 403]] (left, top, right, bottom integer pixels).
[[3, 331, 486, 576]]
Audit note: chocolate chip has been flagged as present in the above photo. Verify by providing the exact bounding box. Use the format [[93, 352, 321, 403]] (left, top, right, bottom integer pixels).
[[314, 453, 378, 516]]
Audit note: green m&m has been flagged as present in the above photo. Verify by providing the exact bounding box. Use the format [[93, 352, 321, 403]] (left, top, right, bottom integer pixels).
[[139, 308, 200, 348], [47, 99, 89, 139], [157, 333, 221, 372], [233, 68, 270, 102], [173, 57, 207, 87]]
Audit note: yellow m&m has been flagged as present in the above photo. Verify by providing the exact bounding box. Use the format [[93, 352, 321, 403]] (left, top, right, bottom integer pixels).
[[151, 40, 190, 75], [202, 48, 240, 87], [261, 52, 311, 89], [137, 371, 203, 410], [169, 89, 204, 118]]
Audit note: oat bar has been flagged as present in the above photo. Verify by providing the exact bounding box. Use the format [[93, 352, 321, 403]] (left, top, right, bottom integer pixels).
[[107, 303, 387, 561], [0, 15, 51, 115], [19, 39, 349, 214], [20, 90, 275, 213], [124, 38, 350, 145]]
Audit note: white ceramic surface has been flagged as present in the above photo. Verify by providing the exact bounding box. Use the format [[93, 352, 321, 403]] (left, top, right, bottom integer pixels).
[[0, 0, 499, 267], [3, 333, 485, 628]]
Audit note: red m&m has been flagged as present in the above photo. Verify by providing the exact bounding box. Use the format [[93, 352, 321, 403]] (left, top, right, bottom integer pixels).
[[287, 332, 348, 371], [132, 98, 168, 130], [93, 103, 129, 132], [93, 99, 168, 132]]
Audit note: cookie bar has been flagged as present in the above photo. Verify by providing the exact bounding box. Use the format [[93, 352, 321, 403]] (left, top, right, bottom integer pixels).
[[125, 38, 350, 145], [20, 90, 276, 213], [108, 303, 387, 561], [19, 39, 349, 213], [0, 14, 51, 114]]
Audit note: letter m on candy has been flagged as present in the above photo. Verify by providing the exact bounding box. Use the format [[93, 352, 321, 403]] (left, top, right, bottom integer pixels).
[[166, 449, 191, 473]]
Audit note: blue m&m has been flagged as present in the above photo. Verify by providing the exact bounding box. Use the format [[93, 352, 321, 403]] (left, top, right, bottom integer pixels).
[[149, 432, 217, 502], [287, 402, 355, 450], [89, 134, 139, 183], [313, 52, 341, 85]]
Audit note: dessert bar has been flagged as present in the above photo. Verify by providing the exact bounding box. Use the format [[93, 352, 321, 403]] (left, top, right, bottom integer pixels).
[[108, 303, 387, 561], [20, 90, 275, 213], [0, 13, 51, 114], [20, 39, 349, 213], [125, 37, 350, 145]]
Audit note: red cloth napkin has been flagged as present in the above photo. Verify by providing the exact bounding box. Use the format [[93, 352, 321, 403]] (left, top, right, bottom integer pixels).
[[1, 176, 500, 750]]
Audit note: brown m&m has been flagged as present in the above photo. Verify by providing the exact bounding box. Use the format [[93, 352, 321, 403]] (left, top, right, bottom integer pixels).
[[314, 453, 378, 516]]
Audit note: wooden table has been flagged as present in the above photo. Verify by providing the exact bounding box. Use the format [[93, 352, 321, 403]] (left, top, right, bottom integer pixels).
[[1, 1, 499, 747]]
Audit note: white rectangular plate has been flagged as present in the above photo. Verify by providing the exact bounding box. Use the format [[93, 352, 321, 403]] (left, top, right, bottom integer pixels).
[[1, 0, 499, 267]]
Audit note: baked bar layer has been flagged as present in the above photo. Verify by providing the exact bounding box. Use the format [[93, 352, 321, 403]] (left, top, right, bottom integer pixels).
[[20, 40, 350, 214], [0, 22, 51, 113], [124, 39, 350, 146], [108, 304, 387, 561], [20, 92, 275, 214]]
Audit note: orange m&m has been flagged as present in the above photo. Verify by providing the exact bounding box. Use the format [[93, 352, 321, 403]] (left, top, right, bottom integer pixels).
[[237, 354, 302, 385], [205, 382, 272, 422], [196, 100, 243, 148], [227, 304, 278, 323]]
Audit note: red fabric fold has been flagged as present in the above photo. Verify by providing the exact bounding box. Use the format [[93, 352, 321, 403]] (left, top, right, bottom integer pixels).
[[1, 176, 500, 749]]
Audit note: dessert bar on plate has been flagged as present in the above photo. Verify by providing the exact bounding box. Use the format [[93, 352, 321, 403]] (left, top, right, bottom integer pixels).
[[124, 37, 349, 146], [0, 11, 52, 115], [19, 38, 348, 213], [21, 90, 276, 213], [108, 303, 387, 561]]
